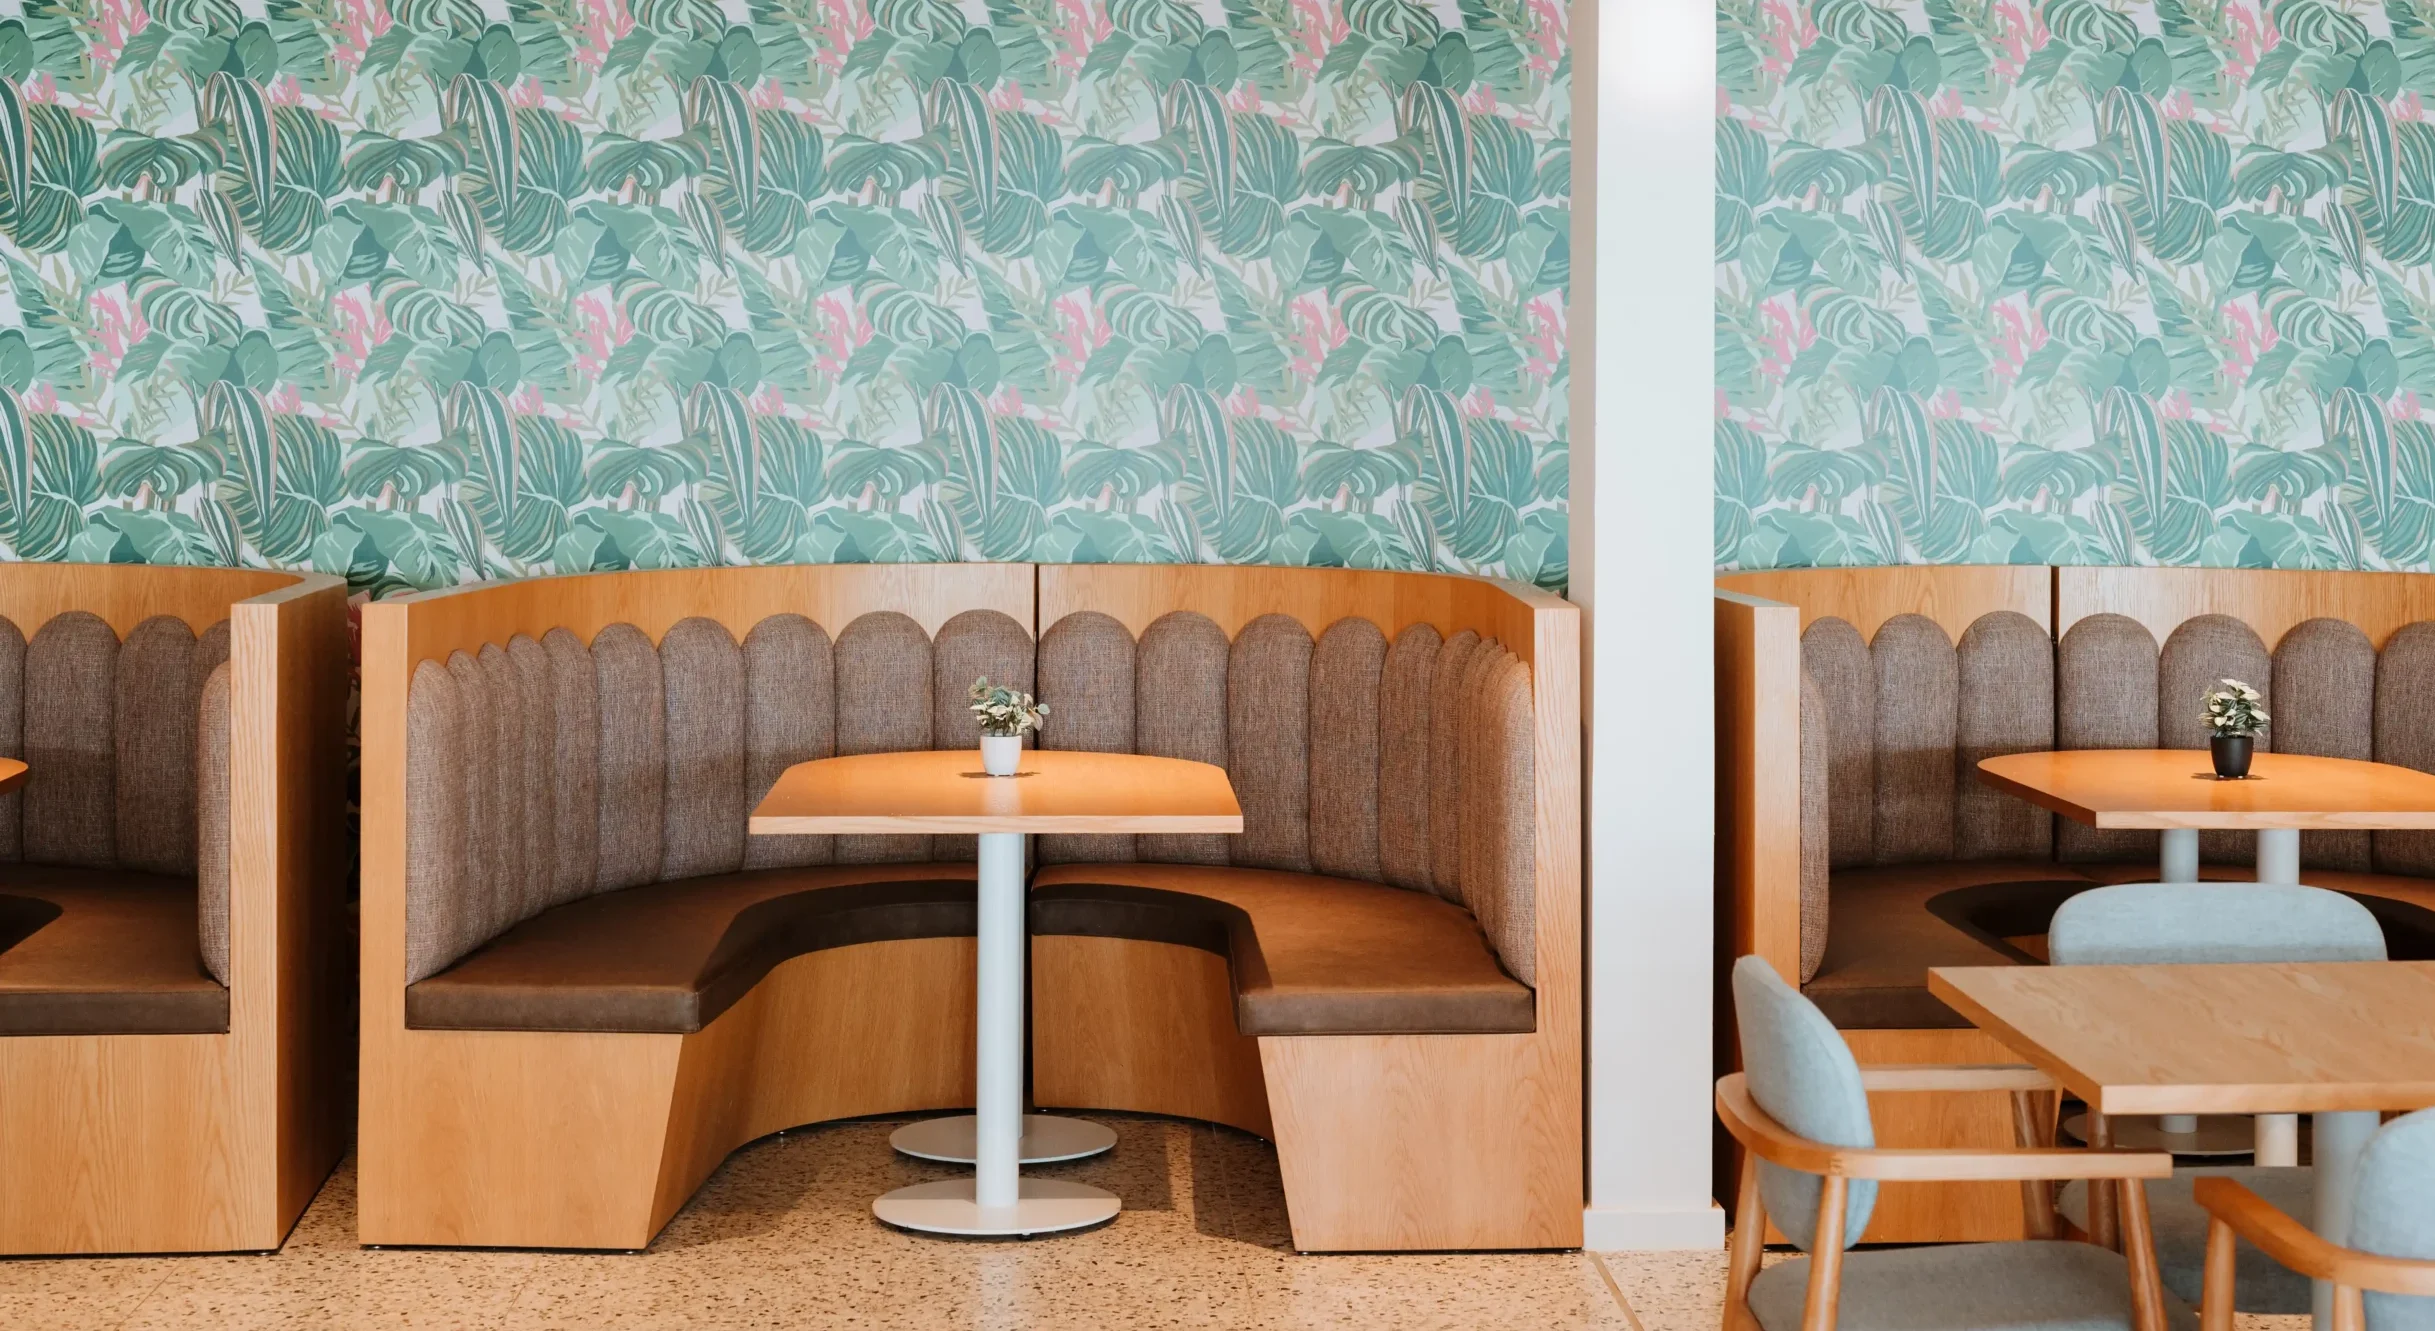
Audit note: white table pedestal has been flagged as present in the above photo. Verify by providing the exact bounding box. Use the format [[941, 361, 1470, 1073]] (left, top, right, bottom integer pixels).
[[873, 832, 1119, 1237], [2310, 1110, 2380, 1331]]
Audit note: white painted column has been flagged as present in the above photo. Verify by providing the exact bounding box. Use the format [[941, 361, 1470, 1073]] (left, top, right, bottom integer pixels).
[[1572, 0, 1726, 1252], [973, 830, 1026, 1211]]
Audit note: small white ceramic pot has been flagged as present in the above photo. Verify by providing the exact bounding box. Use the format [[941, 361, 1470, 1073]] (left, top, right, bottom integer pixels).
[[981, 734, 1022, 776]]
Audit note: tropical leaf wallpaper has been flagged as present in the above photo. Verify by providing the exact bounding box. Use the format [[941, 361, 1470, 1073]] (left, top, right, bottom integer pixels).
[[1718, 0, 2435, 571], [0, 0, 1569, 597]]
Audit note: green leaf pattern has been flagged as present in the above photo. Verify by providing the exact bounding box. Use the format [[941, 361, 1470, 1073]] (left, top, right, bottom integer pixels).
[[1719, 0, 2435, 572], [0, 0, 1568, 598]]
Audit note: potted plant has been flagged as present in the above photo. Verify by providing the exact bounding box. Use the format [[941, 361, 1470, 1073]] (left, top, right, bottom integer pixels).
[[967, 677, 1048, 776], [2201, 679, 2269, 779]]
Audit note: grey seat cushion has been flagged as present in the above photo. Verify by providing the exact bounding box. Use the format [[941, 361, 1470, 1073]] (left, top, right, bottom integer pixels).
[[2058, 1166, 2315, 1315], [1749, 1240, 2197, 1331]]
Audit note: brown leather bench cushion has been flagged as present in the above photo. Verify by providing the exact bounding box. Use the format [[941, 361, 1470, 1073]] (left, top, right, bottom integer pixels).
[[1028, 863, 1534, 1035], [0, 866, 227, 1035], [1803, 861, 2095, 1030], [405, 864, 978, 1033]]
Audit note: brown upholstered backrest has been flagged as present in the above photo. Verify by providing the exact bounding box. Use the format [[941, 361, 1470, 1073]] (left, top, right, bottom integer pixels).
[[402, 609, 1032, 983], [1032, 611, 1538, 986]]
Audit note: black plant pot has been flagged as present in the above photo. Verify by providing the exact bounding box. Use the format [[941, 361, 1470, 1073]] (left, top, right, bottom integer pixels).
[[2211, 734, 2254, 779]]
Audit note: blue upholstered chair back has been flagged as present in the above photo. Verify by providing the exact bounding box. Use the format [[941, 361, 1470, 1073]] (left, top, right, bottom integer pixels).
[[1732, 955, 1876, 1251], [2356, 1109, 2435, 1331], [2047, 883, 2386, 966]]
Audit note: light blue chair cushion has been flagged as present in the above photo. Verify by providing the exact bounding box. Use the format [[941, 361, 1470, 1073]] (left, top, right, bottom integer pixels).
[[2354, 1109, 2435, 1331], [1733, 955, 1875, 1251], [2047, 883, 2386, 966], [2057, 1166, 2314, 1314], [1747, 1240, 2199, 1331]]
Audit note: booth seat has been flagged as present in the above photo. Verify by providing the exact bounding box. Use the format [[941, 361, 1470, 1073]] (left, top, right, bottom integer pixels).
[[0, 566, 348, 1254], [1718, 566, 2435, 1244], [358, 564, 1579, 1253]]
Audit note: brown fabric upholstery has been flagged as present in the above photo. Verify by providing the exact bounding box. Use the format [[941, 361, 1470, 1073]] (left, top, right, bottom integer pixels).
[[197, 663, 231, 984], [2160, 614, 2273, 862], [1799, 669, 1830, 984], [2056, 613, 2159, 863], [25, 612, 118, 867], [1030, 862, 1533, 1035], [1954, 611, 2054, 861], [1461, 647, 1537, 986], [1428, 628, 1483, 899], [115, 615, 200, 876], [593, 624, 668, 891], [2378, 622, 2435, 875], [1308, 617, 1385, 883], [1034, 611, 1136, 864], [542, 628, 601, 906], [0, 865, 226, 1035], [2275, 618, 2375, 870], [507, 636, 558, 920], [834, 611, 933, 863], [660, 618, 747, 882], [406, 864, 979, 1033], [1802, 617, 1874, 869], [930, 609, 1034, 861], [406, 660, 471, 983], [0, 615, 22, 861], [1229, 614, 1313, 873], [478, 644, 529, 923], [1135, 611, 1230, 865], [1805, 861, 2099, 1029], [1870, 614, 1957, 863], [1377, 623, 1440, 893], [740, 615, 834, 871]]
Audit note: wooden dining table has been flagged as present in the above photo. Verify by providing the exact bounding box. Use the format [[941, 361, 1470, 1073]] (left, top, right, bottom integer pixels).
[[749, 748, 1242, 1238], [0, 759, 24, 795], [1931, 960, 2435, 1331]]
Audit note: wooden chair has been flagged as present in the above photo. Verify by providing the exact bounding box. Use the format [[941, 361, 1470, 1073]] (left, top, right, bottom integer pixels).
[[2194, 1109, 2435, 1331], [1720, 956, 2185, 1331]]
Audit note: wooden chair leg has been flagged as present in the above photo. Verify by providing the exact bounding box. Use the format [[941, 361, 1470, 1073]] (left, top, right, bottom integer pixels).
[[2201, 1216, 2237, 1331], [1724, 1150, 1765, 1331], [2087, 1113, 2120, 1251], [1801, 1176, 1849, 1331], [2118, 1175, 2166, 1331], [2334, 1285, 2366, 1331], [2012, 1089, 2058, 1239]]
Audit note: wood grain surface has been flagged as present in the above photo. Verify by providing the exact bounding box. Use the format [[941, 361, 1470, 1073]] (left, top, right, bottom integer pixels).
[[748, 750, 1245, 834], [1976, 750, 2435, 829]]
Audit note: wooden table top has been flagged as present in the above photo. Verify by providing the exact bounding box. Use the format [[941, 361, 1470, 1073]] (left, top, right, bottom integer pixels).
[[747, 750, 1245, 835], [1929, 961, 2435, 1115], [0, 758, 24, 795], [1974, 749, 2435, 829]]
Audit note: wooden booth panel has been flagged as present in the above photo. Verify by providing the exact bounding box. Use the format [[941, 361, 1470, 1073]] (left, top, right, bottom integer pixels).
[[2057, 566, 2435, 651], [1714, 566, 2051, 642]]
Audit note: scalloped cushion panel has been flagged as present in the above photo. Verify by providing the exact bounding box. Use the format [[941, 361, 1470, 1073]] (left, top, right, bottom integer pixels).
[[1033, 610, 1136, 865], [1134, 611, 1232, 866], [2377, 623, 2435, 877], [660, 618, 747, 883], [1229, 614, 1315, 874], [2159, 614, 2273, 863], [542, 628, 601, 906], [2055, 613, 2161, 864], [1427, 628, 1484, 899], [1870, 614, 1958, 865], [1462, 647, 1537, 988], [740, 615, 834, 872], [2274, 618, 2375, 871], [1799, 668, 1830, 985], [1954, 610, 2055, 862], [25, 612, 119, 868], [593, 625, 668, 890], [927, 609, 1035, 862], [1308, 617, 1386, 883], [114, 615, 199, 877], [477, 645, 531, 920], [0, 616, 22, 862], [1376, 623, 1441, 894], [832, 611, 933, 864], [1801, 617, 1874, 870], [506, 635, 559, 919], [197, 663, 232, 985]]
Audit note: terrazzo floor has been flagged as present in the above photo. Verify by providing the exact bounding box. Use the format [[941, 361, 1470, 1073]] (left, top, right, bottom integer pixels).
[[0, 1115, 2322, 1331]]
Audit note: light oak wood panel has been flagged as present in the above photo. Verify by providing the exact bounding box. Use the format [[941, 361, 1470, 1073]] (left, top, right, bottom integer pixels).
[[2057, 566, 2435, 649], [1930, 961, 2435, 1116], [1977, 750, 2435, 829], [1713, 566, 2051, 640], [0, 564, 302, 636], [1842, 1028, 2037, 1244], [1716, 592, 1802, 986], [0, 569, 348, 1255], [388, 563, 1036, 662], [1031, 935, 1271, 1139], [750, 751, 1243, 834], [1260, 1029, 1579, 1251]]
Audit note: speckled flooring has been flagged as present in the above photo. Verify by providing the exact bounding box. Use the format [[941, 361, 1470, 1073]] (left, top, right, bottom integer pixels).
[[0, 1118, 2324, 1331]]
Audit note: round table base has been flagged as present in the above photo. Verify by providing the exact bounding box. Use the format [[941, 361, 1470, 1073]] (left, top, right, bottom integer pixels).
[[2063, 1112, 2255, 1157], [889, 1114, 1116, 1165], [873, 1178, 1120, 1237]]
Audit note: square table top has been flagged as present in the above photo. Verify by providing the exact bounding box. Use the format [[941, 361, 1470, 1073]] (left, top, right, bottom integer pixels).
[[1974, 749, 2435, 830], [747, 750, 1244, 836], [1928, 961, 2435, 1116]]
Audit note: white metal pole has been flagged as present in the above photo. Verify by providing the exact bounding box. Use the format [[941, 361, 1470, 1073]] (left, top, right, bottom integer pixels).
[[974, 831, 1025, 1211], [2311, 1111, 2380, 1330], [2255, 828, 2300, 884], [2159, 829, 2199, 883]]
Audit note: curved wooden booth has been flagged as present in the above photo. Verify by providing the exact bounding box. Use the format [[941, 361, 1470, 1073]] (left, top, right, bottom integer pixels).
[[1716, 565, 2435, 1244], [0, 564, 349, 1254], [358, 564, 1580, 1252]]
